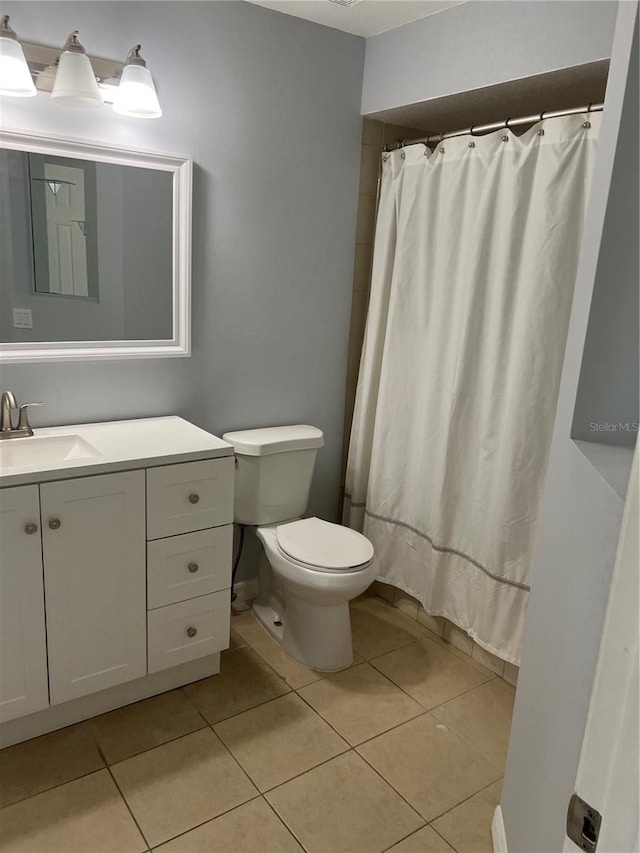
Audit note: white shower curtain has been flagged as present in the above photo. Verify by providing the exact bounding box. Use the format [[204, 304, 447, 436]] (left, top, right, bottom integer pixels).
[[344, 114, 600, 664]]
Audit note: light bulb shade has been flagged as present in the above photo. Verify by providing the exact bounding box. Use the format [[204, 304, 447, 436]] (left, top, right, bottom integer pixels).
[[113, 64, 162, 118], [51, 50, 102, 107], [0, 36, 36, 97]]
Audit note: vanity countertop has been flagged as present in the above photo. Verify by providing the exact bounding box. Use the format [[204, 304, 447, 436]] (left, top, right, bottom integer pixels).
[[0, 416, 234, 488]]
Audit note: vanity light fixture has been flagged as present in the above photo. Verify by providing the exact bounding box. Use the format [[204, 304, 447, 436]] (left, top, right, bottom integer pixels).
[[0, 16, 36, 97], [0, 18, 162, 118], [51, 30, 103, 108], [113, 45, 162, 119]]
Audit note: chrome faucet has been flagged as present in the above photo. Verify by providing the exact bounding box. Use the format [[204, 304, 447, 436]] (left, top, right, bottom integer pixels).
[[0, 391, 44, 439]]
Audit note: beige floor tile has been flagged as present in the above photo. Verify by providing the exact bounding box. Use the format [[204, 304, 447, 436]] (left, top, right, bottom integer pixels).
[[111, 727, 258, 847], [153, 797, 302, 852], [229, 627, 247, 649], [370, 638, 491, 710], [266, 751, 424, 853], [90, 689, 206, 764], [182, 646, 290, 724], [432, 680, 515, 769], [214, 693, 348, 791], [0, 769, 145, 853], [387, 825, 456, 852], [0, 722, 104, 808], [298, 662, 424, 745], [231, 612, 325, 689], [432, 780, 503, 853], [495, 675, 517, 696], [350, 597, 430, 659], [357, 714, 501, 821]]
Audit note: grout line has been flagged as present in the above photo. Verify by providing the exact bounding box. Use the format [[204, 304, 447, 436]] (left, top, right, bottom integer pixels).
[[106, 764, 152, 851], [427, 774, 504, 826], [366, 646, 495, 713], [372, 591, 515, 682], [294, 675, 431, 751], [261, 792, 311, 851], [141, 792, 264, 851], [352, 747, 428, 828]]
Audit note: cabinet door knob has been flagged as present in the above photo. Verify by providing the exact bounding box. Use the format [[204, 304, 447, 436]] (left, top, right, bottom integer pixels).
[[48, 518, 61, 530], [188, 493, 200, 505], [24, 522, 38, 535], [186, 626, 198, 638], [188, 562, 199, 574]]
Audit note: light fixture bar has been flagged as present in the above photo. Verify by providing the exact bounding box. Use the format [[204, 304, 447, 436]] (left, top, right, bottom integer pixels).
[[20, 41, 123, 90]]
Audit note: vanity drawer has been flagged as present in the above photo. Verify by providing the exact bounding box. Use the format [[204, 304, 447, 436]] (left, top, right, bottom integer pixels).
[[147, 591, 230, 674], [147, 526, 233, 609], [146, 458, 234, 540]]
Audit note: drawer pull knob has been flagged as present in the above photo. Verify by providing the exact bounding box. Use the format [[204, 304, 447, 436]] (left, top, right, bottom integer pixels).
[[48, 518, 61, 530], [186, 626, 198, 638], [188, 562, 199, 574], [188, 493, 200, 505], [24, 522, 38, 535]]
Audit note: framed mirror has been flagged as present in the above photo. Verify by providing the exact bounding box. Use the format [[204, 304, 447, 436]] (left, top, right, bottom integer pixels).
[[0, 130, 191, 362]]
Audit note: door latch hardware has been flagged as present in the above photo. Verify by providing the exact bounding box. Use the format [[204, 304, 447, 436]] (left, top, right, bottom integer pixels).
[[567, 793, 602, 853]]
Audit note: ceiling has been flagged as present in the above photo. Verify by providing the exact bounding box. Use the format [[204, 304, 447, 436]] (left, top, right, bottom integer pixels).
[[244, 0, 465, 38]]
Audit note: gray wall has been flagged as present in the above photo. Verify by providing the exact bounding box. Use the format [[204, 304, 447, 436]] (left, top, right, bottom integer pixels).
[[501, 5, 638, 851], [571, 30, 639, 447], [362, 0, 617, 116], [0, 1, 365, 581]]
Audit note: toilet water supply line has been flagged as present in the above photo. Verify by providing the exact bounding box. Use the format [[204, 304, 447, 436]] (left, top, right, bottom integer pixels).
[[231, 524, 246, 602]]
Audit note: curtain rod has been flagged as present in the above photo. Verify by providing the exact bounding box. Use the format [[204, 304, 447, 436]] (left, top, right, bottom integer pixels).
[[384, 102, 604, 151]]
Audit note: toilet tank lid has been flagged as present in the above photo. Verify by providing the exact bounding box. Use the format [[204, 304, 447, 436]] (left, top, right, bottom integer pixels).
[[222, 425, 324, 456]]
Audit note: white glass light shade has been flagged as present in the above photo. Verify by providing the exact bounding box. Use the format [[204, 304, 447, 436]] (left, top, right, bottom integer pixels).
[[113, 64, 162, 118], [51, 50, 102, 107], [0, 36, 36, 97]]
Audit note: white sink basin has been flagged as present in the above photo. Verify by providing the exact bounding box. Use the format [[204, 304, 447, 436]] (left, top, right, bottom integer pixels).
[[0, 434, 101, 470]]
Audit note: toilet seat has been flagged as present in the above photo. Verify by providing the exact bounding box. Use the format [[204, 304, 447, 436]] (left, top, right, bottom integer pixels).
[[276, 517, 374, 572]]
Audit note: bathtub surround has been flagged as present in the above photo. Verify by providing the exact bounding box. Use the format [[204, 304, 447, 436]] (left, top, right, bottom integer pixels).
[[345, 114, 600, 664], [0, 1, 365, 576]]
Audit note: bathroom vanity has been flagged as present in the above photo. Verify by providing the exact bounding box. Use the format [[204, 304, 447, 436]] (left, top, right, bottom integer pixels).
[[0, 416, 234, 747]]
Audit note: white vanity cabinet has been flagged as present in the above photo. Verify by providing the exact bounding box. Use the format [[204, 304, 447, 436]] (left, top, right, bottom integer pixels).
[[144, 458, 234, 674], [41, 471, 147, 705], [0, 486, 49, 723], [0, 416, 235, 746]]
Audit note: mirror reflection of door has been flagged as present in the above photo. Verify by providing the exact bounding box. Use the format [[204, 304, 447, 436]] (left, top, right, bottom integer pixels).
[[28, 154, 99, 299], [43, 164, 88, 296]]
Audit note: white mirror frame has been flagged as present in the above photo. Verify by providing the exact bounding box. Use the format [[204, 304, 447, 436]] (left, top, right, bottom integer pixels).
[[0, 129, 191, 362]]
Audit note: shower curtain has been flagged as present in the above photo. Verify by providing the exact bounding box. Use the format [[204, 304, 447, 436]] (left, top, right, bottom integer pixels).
[[344, 114, 600, 664]]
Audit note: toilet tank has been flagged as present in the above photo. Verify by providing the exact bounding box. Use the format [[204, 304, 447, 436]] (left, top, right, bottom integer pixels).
[[222, 425, 324, 525]]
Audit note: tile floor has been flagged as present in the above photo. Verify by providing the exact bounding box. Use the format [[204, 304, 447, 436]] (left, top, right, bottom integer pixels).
[[0, 594, 515, 853]]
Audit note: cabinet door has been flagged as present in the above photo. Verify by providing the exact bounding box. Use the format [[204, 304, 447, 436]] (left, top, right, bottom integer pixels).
[[0, 486, 49, 722], [41, 471, 146, 705]]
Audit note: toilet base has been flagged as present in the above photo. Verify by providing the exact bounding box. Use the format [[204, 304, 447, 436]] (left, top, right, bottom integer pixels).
[[253, 598, 354, 672]]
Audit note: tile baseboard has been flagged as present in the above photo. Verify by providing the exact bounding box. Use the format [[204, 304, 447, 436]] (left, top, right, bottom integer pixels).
[[370, 582, 519, 689]]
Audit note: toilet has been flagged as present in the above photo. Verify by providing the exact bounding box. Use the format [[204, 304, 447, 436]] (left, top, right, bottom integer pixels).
[[222, 425, 376, 671]]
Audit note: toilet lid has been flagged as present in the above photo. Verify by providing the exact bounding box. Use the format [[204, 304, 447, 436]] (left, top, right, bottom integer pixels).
[[276, 517, 374, 571]]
